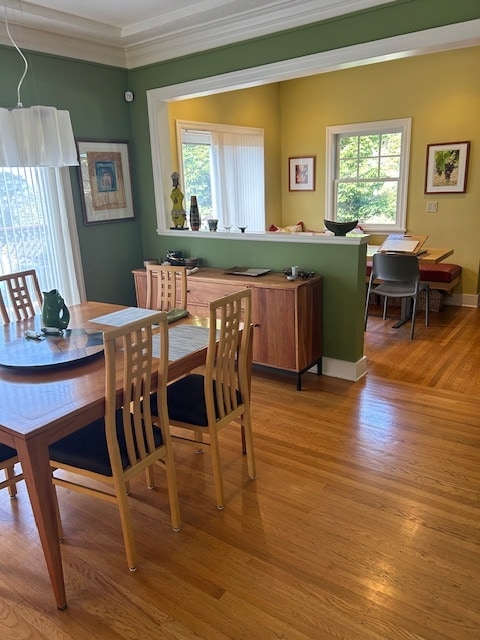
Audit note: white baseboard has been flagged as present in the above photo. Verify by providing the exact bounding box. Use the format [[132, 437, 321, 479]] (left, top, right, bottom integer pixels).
[[444, 292, 479, 308], [312, 356, 368, 382]]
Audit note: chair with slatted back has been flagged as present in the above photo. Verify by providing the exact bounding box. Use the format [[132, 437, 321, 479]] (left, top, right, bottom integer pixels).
[[0, 269, 43, 321], [0, 289, 9, 324], [146, 264, 188, 314], [150, 288, 256, 509], [49, 311, 181, 571], [0, 445, 23, 498]]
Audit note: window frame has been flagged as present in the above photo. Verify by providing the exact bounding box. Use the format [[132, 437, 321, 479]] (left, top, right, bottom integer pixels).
[[325, 118, 411, 234]]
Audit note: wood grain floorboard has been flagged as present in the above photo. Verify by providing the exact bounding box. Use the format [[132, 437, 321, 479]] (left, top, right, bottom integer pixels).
[[0, 305, 479, 639]]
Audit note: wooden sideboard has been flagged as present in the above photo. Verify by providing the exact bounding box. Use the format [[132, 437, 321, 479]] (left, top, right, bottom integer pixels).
[[133, 267, 322, 389]]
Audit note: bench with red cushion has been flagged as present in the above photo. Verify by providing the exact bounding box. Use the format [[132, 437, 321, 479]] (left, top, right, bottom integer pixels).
[[366, 261, 461, 293]]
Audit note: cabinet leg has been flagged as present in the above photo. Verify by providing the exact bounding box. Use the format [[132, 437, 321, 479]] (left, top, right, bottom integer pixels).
[[296, 374, 302, 391]]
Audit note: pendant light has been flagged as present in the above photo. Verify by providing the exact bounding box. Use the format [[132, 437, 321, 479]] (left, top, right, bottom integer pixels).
[[0, 10, 78, 167]]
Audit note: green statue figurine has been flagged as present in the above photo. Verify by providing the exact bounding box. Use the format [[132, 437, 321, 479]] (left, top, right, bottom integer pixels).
[[170, 171, 186, 229]]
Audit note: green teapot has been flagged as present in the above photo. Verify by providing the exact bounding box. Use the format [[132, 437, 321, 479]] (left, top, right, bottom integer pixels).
[[42, 289, 70, 330]]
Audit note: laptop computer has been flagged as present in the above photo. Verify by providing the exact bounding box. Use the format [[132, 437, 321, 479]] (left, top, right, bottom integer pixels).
[[224, 266, 272, 277]]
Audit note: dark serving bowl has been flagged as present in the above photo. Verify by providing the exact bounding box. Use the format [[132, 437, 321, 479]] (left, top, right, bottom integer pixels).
[[324, 219, 358, 236]]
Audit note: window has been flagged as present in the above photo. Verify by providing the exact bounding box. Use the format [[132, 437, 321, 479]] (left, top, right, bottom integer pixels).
[[326, 118, 411, 233], [176, 121, 265, 232], [0, 166, 85, 310]]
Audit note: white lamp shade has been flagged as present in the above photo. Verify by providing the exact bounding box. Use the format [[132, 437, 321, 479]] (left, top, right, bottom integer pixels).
[[0, 105, 78, 167]]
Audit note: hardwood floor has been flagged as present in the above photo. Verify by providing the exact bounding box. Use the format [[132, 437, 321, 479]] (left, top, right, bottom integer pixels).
[[1, 304, 479, 639]]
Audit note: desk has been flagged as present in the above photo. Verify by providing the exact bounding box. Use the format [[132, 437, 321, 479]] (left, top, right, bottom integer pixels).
[[0, 302, 210, 610], [367, 245, 454, 264]]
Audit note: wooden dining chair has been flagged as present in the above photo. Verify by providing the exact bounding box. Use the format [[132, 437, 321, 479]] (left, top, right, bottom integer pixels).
[[0, 444, 24, 498], [0, 289, 9, 324], [49, 312, 181, 571], [0, 269, 43, 321], [150, 288, 256, 509], [146, 264, 187, 313]]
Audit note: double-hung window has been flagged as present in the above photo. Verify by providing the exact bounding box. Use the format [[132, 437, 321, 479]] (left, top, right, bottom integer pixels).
[[326, 118, 411, 233], [177, 120, 265, 232]]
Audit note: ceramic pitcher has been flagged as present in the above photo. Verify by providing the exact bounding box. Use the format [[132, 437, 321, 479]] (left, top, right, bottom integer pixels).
[[41, 289, 70, 330]]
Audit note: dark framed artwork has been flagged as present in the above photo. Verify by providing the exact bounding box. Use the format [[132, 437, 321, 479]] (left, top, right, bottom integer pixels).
[[289, 156, 316, 191], [424, 141, 470, 194], [76, 139, 135, 224]]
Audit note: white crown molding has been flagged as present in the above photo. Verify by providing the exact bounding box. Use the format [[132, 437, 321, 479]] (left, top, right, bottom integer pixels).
[[0, 24, 127, 68], [0, 0, 398, 69], [122, 0, 395, 68]]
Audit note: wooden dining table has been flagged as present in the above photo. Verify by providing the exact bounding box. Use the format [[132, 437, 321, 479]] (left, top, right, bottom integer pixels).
[[0, 301, 212, 610]]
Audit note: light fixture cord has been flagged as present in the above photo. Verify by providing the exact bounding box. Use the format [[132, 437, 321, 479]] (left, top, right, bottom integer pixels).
[[4, 9, 28, 107]]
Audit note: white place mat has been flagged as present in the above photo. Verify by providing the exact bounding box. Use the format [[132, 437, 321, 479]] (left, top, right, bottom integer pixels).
[[90, 307, 160, 326], [153, 325, 213, 360]]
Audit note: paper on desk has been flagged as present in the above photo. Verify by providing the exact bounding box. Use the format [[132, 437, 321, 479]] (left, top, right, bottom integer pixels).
[[90, 307, 160, 326], [379, 238, 419, 253]]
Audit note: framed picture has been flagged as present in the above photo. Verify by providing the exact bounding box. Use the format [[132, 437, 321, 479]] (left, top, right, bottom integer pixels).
[[76, 139, 135, 224], [289, 156, 316, 191], [424, 141, 470, 194]]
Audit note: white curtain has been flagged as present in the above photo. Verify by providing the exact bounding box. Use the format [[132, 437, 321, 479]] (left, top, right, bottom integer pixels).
[[0, 166, 85, 307], [210, 130, 264, 232]]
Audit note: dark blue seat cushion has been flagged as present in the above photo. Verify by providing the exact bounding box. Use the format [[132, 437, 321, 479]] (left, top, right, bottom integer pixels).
[[150, 374, 242, 427], [49, 409, 164, 477], [0, 443, 17, 463]]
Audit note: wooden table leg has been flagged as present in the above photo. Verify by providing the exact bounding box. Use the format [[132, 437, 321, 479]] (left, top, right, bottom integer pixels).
[[15, 435, 67, 610]]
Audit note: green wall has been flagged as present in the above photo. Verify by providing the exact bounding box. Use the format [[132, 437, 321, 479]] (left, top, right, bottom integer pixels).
[[1, 0, 478, 369], [145, 235, 367, 363], [0, 46, 143, 306]]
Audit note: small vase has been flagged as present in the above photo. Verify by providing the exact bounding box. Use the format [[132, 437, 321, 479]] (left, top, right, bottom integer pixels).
[[189, 196, 200, 231], [42, 289, 70, 330]]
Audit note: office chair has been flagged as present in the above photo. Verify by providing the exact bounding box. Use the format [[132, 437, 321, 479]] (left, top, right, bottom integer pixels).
[[365, 253, 429, 340], [49, 312, 181, 571], [150, 288, 256, 509]]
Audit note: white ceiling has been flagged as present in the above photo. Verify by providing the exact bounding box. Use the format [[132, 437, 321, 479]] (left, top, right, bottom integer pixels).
[[0, 0, 397, 68]]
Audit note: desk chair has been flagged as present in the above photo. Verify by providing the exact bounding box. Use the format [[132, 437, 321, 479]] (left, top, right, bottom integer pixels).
[[0, 445, 23, 498], [365, 253, 429, 340], [0, 269, 43, 321], [151, 288, 256, 509], [146, 264, 187, 312], [49, 312, 180, 571]]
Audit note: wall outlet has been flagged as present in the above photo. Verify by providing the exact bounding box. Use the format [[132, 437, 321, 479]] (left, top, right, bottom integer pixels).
[[426, 201, 438, 212]]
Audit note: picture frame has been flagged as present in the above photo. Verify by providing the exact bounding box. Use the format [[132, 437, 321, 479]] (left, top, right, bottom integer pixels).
[[76, 139, 135, 224], [289, 156, 316, 191], [424, 141, 470, 194]]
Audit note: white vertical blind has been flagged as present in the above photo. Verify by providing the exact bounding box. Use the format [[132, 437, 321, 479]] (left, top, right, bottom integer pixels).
[[210, 130, 264, 232], [0, 166, 85, 308]]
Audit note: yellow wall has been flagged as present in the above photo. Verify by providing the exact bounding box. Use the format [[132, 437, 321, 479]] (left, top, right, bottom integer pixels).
[[168, 47, 479, 295], [281, 46, 480, 295], [168, 83, 282, 227]]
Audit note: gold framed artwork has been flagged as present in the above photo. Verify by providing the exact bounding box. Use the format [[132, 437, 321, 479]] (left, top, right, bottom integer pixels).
[[76, 139, 135, 224], [424, 141, 470, 194], [289, 156, 316, 191]]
